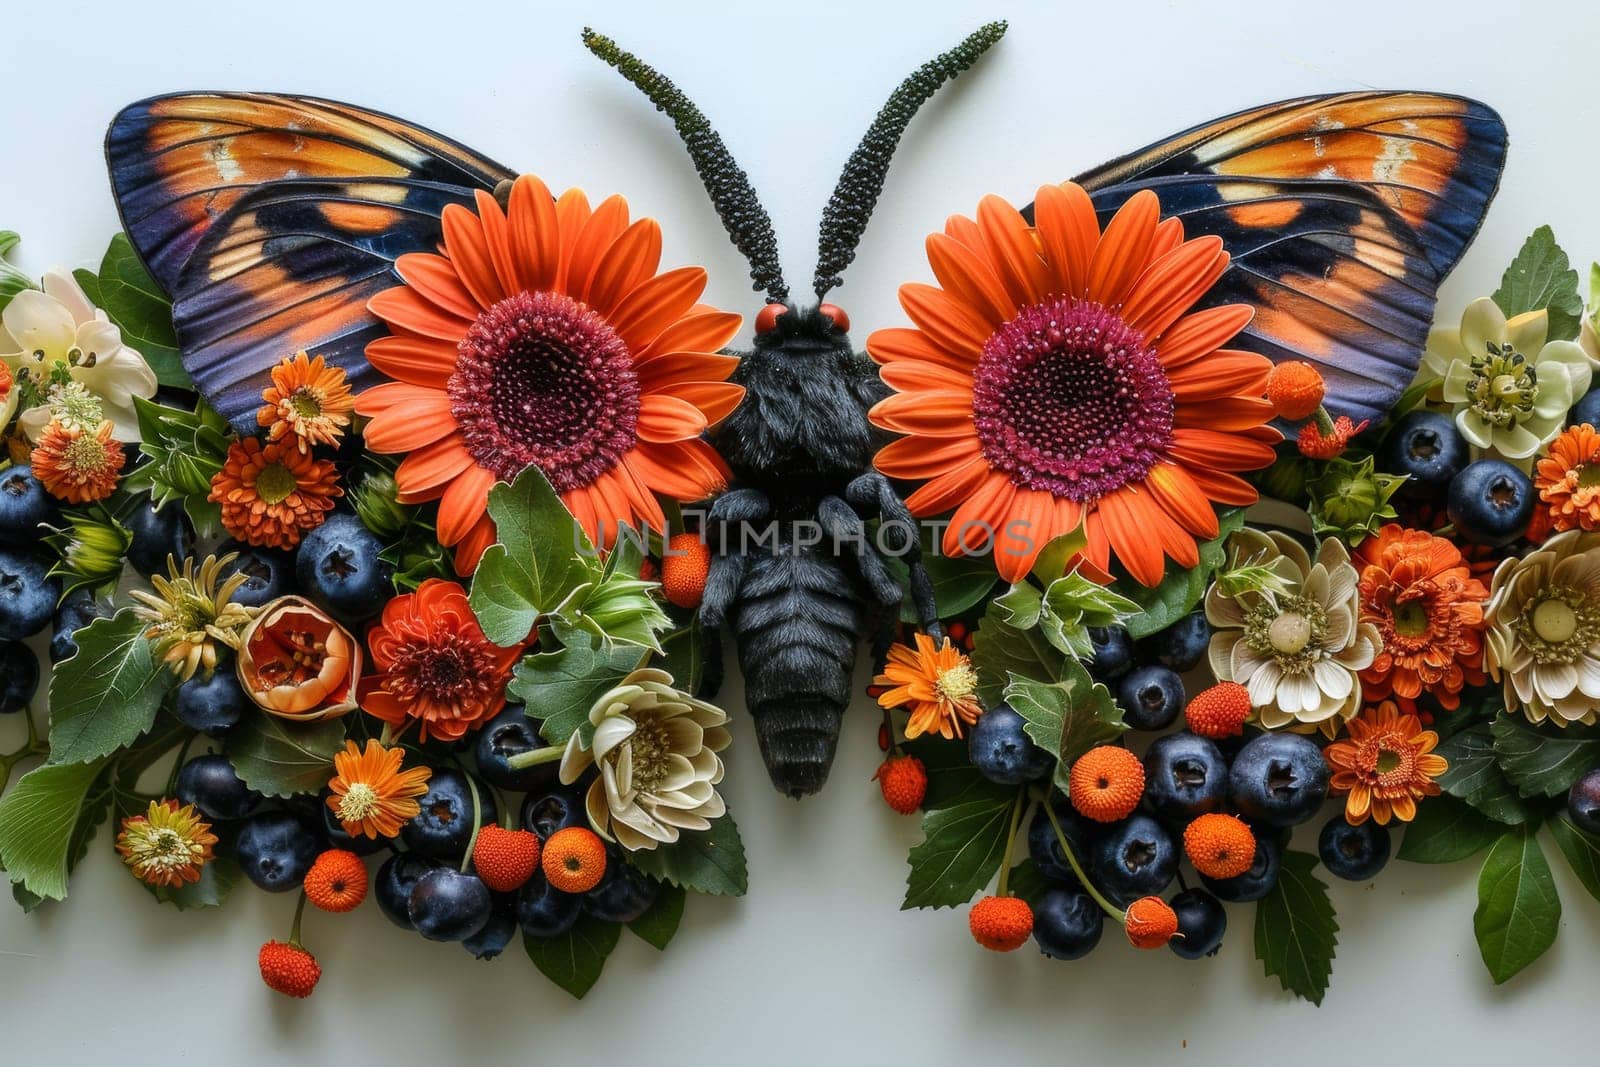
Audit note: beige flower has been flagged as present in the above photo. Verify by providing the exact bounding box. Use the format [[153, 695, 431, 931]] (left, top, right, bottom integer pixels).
[[1484, 529, 1600, 727], [130, 553, 259, 681], [559, 668, 731, 852], [1206, 530, 1381, 732]]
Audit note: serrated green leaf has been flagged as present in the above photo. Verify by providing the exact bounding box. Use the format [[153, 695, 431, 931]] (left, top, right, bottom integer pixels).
[[1253, 850, 1339, 1005], [1117, 507, 1245, 638], [523, 916, 622, 999], [1548, 813, 1600, 905], [0, 758, 111, 901], [1030, 526, 1089, 584], [1436, 723, 1540, 825], [46, 610, 171, 766], [227, 714, 347, 798], [1490, 715, 1600, 798], [1004, 664, 1125, 794], [1397, 794, 1503, 864], [902, 791, 1016, 910], [626, 882, 686, 949], [1473, 827, 1560, 984], [625, 814, 747, 896], [1492, 226, 1584, 342], [87, 233, 190, 388], [509, 624, 646, 747], [902, 736, 1011, 810], [970, 597, 1072, 708]]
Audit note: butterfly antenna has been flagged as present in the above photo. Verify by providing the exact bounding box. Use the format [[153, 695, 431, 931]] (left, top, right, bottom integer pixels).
[[583, 27, 789, 304], [813, 21, 1006, 302]]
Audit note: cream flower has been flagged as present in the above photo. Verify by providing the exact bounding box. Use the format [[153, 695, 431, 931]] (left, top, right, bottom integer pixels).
[[559, 668, 731, 852], [1419, 298, 1591, 461], [1484, 529, 1600, 727], [0, 269, 157, 441], [1206, 530, 1381, 732]]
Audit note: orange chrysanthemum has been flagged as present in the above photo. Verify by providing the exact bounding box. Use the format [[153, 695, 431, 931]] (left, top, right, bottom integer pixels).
[[356, 578, 522, 743], [30, 418, 124, 503], [325, 739, 433, 839], [1355, 524, 1488, 712], [1068, 745, 1144, 823], [1183, 813, 1256, 879], [353, 175, 745, 573], [1323, 701, 1448, 825], [114, 799, 218, 888], [258, 351, 355, 452], [209, 437, 342, 549], [1536, 423, 1600, 533], [867, 184, 1281, 586], [873, 633, 983, 740]]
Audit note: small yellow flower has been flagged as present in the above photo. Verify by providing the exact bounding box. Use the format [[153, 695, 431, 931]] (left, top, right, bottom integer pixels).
[[129, 553, 259, 681], [115, 799, 218, 888]]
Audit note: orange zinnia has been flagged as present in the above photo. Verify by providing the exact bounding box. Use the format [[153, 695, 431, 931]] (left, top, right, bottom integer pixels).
[[326, 739, 433, 839], [30, 418, 125, 502], [867, 185, 1279, 585], [1536, 423, 1600, 532], [258, 351, 355, 452], [353, 175, 745, 573], [873, 633, 983, 740], [1324, 701, 1448, 825], [209, 437, 342, 549], [1354, 524, 1488, 712]]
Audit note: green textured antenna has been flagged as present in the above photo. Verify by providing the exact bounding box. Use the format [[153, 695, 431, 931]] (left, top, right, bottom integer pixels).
[[583, 27, 789, 303], [813, 21, 1007, 300]]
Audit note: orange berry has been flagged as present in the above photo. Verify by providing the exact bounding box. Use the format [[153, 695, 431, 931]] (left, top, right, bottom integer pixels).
[[1186, 681, 1252, 738], [874, 754, 928, 815], [1183, 813, 1257, 880], [472, 823, 541, 892], [968, 895, 1034, 952], [1068, 745, 1144, 823], [258, 940, 321, 998], [542, 826, 607, 893], [1124, 895, 1179, 949], [303, 849, 368, 913], [660, 533, 711, 609], [1265, 360, 1325, 420]]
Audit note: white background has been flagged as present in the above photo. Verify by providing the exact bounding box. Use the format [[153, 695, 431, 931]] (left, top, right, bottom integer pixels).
[[3, 0, 1599, 1062]]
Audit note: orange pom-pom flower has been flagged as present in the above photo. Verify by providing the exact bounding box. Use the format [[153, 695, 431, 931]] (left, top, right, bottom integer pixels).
[[660, 532, 711, 608], [1266, 360, 1326, 420], [968, 895, 1034, 951], [1182, 813, 1256, 879], [1124, 895, 1179, 949], [1068, 745, 1144, 822], [303, 849, 368, 913], [542, 826, 607, 893]]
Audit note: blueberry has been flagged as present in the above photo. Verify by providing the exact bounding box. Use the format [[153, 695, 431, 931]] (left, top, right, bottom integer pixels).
[[1031, 888, 1104, 960], [1318, 816, 1391, 881], [521, 785, 590, 842], [1169, 888, 1227, 959], [217, 540, 294, 608], [475, 705, 560, 792], [174, 754, 261, 820], [50, 588, 106, 663], [1028, 803, 1091, 886], [1143, 732, 1228, 824], [122, 498, 195, 579], [0, 466, 57, 546], [401, 768, 497, 861], [1090, 814, 1177, 907], [1116, 665, 1185, 731], [968, 703, 1052, 784], [584, 848, 659, 923], [408, 868, 493, 942], [295, 512, 393, 622], [235, 812, 320, 892], [175, 666, 250, 736], [318, 788, 387, 855], [0, 549, 59, 640], [517, 871, 582, 938], [1380, 410, 1468, 491], [1568, 387, 1600, 429], [0, 640, 39, 713], [1568, 768, 1600, 835], [1201, 827, 1282, 902], [1448, 459, 1534, 548], [1086, 626, 1134, 680], [1141, 611, 1211, 672], [463, 897, 519, 960], [376, 853, 439, 929], [1229, 732, 1330, 827]]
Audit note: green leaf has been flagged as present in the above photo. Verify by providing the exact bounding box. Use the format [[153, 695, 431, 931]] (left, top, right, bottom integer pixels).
[[227, 714, 347, 798], [1490, 715, 1600, 799], [902, 736, 1011, 811], [1492, 225, 1584, 342], [86, 232, 190, 388], [652, 621, 702, 696], [1548, 813, 1600, 905], [46, 610, 171, 766], [1474, 827, 1561, 984], [1436, 723, 1540, 826], [898, 552, 1001, 624], [1035, 571, 1139, 660], [150, 855, 241, 911], [626, 814, 748, 896], [1004, 664, 1125, 794], [523, 916, 622, 999], [509, 623, 646, 747], [1030, 526, 1089, 584], [1005, 858, 1050, 912], [626, 882, 686, 949], [1589, 262, 1599, 333], [124, 396, 231, 530], [561, 575, 671, 653], [902, 791, 1016, 910], [1118, 507, 1245, 639], [1397, 794, 1504, 864], [1253, 850, 1339, 1005], [970, 597, 1072, 707], [0, 758, 111, 901]]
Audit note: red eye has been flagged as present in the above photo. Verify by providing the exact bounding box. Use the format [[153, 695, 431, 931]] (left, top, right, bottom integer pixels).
[[818, 303, 850, 332], [755, 302, 788, 334]]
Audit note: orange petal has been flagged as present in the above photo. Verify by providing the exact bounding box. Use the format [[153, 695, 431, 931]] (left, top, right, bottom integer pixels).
[[553, 187, 592, 288], [926, 232, 1012, 326], [564, 484, 600, 544], [866, 326, 974, 374], [368, 286, 471, 343], [364, 335, 458, 387], [993, 487, 1056, 582], [586, 463, 636, 544], [437, 464, 496, 545], [902, 454, 993, 516], [1184, 466, 1261, 506], [878, 359, 973, 393], [451, 515, 498, 575], [614, 457, 667, 531], [976, 194, 1050, 308], [394, 253, 480, 320], [874, 434, 981, 480], [943, 474, 1016, 556], [1080, 508, 1112, 574], [1170, 428, 1279, 472], [1143, 463, 1221, 539], [361, 389, 458, 452], [508, 175, 561, 294], [656, 381, 745, 425], [1175, 396, 1276, 431], [395, 437, 476, 497], [636, 393, 708, 443], [1148, 216, 1185, 261], [943, 212, 985, 254], [869, 391, 975, 437], [563, 194, 629, 299], [636, 351, 741, 389], [1122, 236, 1229, 339], [1099, 487, 1165, 587], [440, 202, 506, 308], [615, 268, 712, 355], [636, 306, 739, 360], [1033, 181, 1098, 299], [899, 283, 992, 361], [1157, 305, 1254, 368], [1166, 350, 1272, 399], [1087, 189, 1159, 306], [586, 218, 662, 316], [473, 189, 519, 300], [627, 440, 728, 501]]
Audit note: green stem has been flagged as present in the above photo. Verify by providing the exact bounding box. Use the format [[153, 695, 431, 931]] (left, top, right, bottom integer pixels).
[[288, 891, 308, 948], [460, 771, 484, 874], [1312, 405, 1336, 435], [506, 745, 565, 772], [163, 733, 198, 796], [1042, 795, 1126, 923], [995, 789, 1028, 898]]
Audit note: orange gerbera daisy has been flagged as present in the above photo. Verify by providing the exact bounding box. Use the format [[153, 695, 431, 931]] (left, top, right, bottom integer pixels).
[[1323, 701, 1448, 825], [1354, 524, 1488, 712], [356, 578, 523, 742], [353, 175, 745, 573], [873, 633, 983, 740], [30, 418, 125, 502], [1536, 423, 1600, 532], [868, 185, 1280, 585], [326, 739, 433, 839], [258, 351, 355, 452], [209, 437, 342, 549]]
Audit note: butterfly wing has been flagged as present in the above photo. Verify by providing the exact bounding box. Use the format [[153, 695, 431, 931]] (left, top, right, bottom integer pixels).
[[107, 93, 515, 428]]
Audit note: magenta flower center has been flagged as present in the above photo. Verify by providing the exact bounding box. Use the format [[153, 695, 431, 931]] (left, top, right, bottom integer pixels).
[[970, 297, 1175, 503], [447, 290, 640, 491]]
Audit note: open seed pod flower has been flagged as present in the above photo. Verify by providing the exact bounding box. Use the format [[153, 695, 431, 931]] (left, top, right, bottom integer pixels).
[[130, 552, 259, 681], [1484, 528, 1600, 726], [559, 668, 731, 852], [1206, 530, 1381, 732], [114, 799, 218, 888], [236, 595, 360, 721]]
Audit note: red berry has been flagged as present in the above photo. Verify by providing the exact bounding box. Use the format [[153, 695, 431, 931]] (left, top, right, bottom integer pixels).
[[258, 940, 320, 998], [874, 755, 928, 815], [472, 823, 541, 893]]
